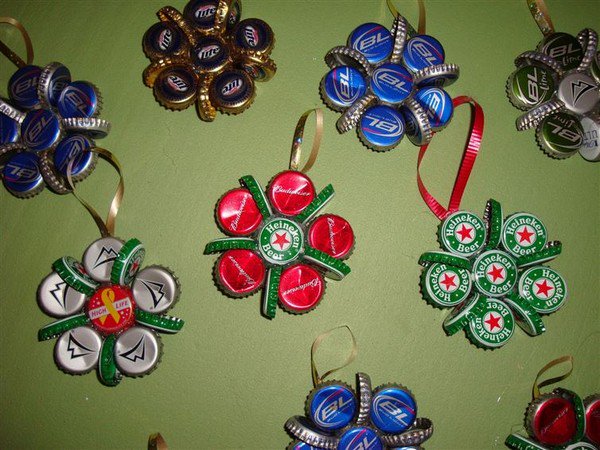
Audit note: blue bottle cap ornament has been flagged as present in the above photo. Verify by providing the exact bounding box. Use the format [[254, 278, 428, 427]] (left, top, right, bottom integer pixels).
[[370, 63, 414, 104]]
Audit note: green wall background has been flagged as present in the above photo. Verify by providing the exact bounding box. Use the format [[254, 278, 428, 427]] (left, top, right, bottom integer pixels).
[[1, 1, 598, 449]]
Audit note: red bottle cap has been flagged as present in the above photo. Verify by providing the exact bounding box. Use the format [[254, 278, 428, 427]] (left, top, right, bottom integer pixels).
[[267, 170, 316, 216], [531, 396, 577, 446], [217, 188, 262, 236], [278, 264, 324, 313], [217, 249, 265, 295], [87, 285, 136, 335], [585, 396, 600, 445], [308, 214, 355, 259]]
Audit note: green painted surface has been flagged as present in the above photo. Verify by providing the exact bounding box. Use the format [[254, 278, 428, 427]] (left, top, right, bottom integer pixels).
[[0, 1, 598, 449]]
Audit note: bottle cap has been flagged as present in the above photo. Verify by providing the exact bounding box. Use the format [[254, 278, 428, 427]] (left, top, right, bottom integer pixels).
[[370, 63, 414, 104], [284, 416, 339, 449], [278, 264, 324, 313], [338, 427, 383, 450], [483, 199, 504, 251], [516, 98, 564, 131], [415, 86, 453, 130], [82, 237, 124, 283], [356, 372, 372, 426], [592, 51, 600, 83], [503, 293, 546, 336], [502, 213, 547, 257], [336, 93, 376, 133], [421, 262, 472, 308], [535, 112, 584, 159], [584, 395, 600, 445], [191, 36, 230, 73], [537, 33, 583, 71], [579, 116, 600, 162], [143, 22, 187, 59], [526, 391, 578, 446], [348, 23, 392, 64], [153, 65, 199, 110], [438, 211, 487, 257], [358, 105, 405, 151], [515, 241, 562, 268], [238, 57, 277, 82], [418, 250, 472, 270], [2, 152, 44, 198], [132, 265, 181, 314], [38, 271, 88, 317], [233, 18, 275, 59], [412, 63, 459, 88], [307, 382, 358, 430], [303, 246, 350, 281], [400, 98, 433, 146], [518, 266, 567, 314], [380, 418, 433, 447], [556, 72, 598, 115], [442, 293, 486, 336], [53, 255, 99, 296], [320, 66, 367, 112], [466, 297, 515, 349], [183, 0, 220, 32], [307, 214, 354, 259], [216, 187, 262, 236], [197, 74, 217, 121], [111, 238, 146, 286], [21, 109, 62, 152], [54, 326, 102, 375], [216, 249, 265, 296], [267, 170, 316, 216], [286, 442, 323, 450], [389, 15, 408, 65], [57, 81, 102, 118], [114, 326, 162, 377], [53, 134, 97, 182], [258, 217, 304, 265], [8, 65, 42, 109], [38, 313, 90, 341], [402, 35, 445, 73], [472, 250, 518, 297], [0, 107, 21, 145], [505, 433, 548, 450], [38, 62, 72, 109], [61, 117, 112, 138], [98, 334, 122, 386], [371, 384, 417, 433], [209, 70, 255, 114], [514, 51, 563, 75], [86, 284, 136, 335], [325, 46, 372, 77]]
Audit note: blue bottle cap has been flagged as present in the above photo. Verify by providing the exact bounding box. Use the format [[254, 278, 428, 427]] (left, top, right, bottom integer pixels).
[[2, 152, 43, 197], [234, 19, 274, 54], [192, 37, 229, 72], [0, 114, 19, 145], [400, 105, 423, 144], [39, 63, 72, 108], [308, 383, 357, 430], [183, 0, 219, 30], [402, 35, 445, 73], [415, 87, 453, 130], [288, 442, 323, 450], [53, 134, 94, 177], [370, 386, 417, 434], [210, 70, 255, 113], [8, 65, 42, 110], [358, 105, 405, 151], [370, 63, 414, 104], [143, 22, 184, 58], [21, 109, 62, 152], [57, 81, 101, 119], [338, 427, 383, 450], [348, 23, 392, 64], [321, 66, 367, 111]]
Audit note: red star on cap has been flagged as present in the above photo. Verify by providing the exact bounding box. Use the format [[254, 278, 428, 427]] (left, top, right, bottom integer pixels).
[[456, 224, 473, 242], [485, 313, 502, 331], [535, 279, 554, 297], [517, 226, 535, 244], [487, 264, 505, 283], [440, 273, 457, 291], [273, 232, 290, 250]]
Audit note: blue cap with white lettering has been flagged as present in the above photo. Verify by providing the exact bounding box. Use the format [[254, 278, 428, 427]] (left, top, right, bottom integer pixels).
[[358, 105, 405, 151], [57, 81, 101, 119], [415, 86, 453, 130], [191, 36, 229, 73], [8, 65, 42, 110], [2, 152, 43, 197], [402, 35, 445, 73], [183, 0, 219, 30], [307, 383, 357, 431], [370, 63, 414, 104], [348, 23, 392, 64], [338, 427, 383, 450], [0, 114, 19, 145], [321, 66, 367, 111], [21, 109, 62, 152], [370, 386, 417, 434], [53, 134, 94, 178]]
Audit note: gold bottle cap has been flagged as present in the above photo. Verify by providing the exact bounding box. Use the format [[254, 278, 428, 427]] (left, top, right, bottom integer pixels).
[[143, 22, 189, 60], [209, 69, 255, 114], [232, 18, 275, 61], [153, 65, 199, 110]]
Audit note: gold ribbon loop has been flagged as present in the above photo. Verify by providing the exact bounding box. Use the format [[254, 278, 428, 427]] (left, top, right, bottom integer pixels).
[[526, 0, 555, 36], [387, 0, 426, 35], [148, 433, 169, 450], [0, 17, 34, 68], [311, 325, 358, 387], [66, 147, 124, 238], [532, 355, 573, 399], [289, 108, 324, 174]]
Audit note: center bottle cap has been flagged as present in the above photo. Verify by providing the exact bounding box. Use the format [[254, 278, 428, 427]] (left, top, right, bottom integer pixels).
[[87, 285, 136, 335], [8, 65, 42, 109], [370, 63, 414, 104], [358, 105, 405, 151], [307, 214, 355, 259], [439, 211, 487, 256], [472, 250, 518, 297], [348, 23, 392, 64], [191, 36, 230, 73], [321, 66, 367, 112], [216, 249, 265, 296], [501, 213, 547, 256], [338, 427, 383, 450], [21, 109, 62, 152], [217, 188, 262, 236], [258, 217, 304, 265], [308, 383, 358, 430], [370, 386, 417, 433], [267, 170, 316, 215], [403, 35, 445, 72], [278, 264, 324, 313]]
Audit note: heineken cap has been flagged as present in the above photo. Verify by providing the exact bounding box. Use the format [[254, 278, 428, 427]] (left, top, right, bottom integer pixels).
[[505, 433, 549, 450], [421, 262, 472, 308], [371, 384, 417, 433], [111, 238, 146, 286], [556, 72, 598, 115], [86, 284, 136, 335], [439, 211, 487, 257], [82, 237, 124, 283], [503, 293, 546, 336], [132, 265, 180, 314], [579, 116, 600, 162], [507, 65, 555, 111], [467, 298, 515, 349], [307, 214, 354, 259], [415, 86, 453, 130], [307, 382, 357, 430], [442, 293, 486, 336], [370, 63, 414, 104], [143, 22, 186, 59], [115, 326, 161, 377], [338, 427, 383, 450], [38, 271, 88, 317], [2, 152, 44, 198], [210, 70, 255, 114], [258, 217, 304, 265], [21, 109, 62, 152], [518, 266, 567, 314], [348, 23, 392, 64], [53, 134, 96, 181], [38, 62, 72, 108], [526, 393, 578, 446], [278, 264, 324, 314], [402, 35, 445, 73], [153, 65, 198, 111], [191, 36, 230, 73], [54, 326, 102, 374], [537, 32, 583, 71], [98, 334, 122, 386], [217, 188, 262, 236], [8, 65, 42, 109], [216, 249, 265, 296], [584, 395, 600, 445], [53, 255, 99, 295], [502, 213, 547, 257], [0, 114, 19, 145], [267, 170, 316, 216], [358, 105, 405, 151], [472, 250, 518, 297], [320, 66, 367, 112], [57, 81, 102, 119]]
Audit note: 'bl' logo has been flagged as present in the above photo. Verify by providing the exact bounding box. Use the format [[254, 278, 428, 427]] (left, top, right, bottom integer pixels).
[[424, 92, 443, 120], [12, 74, 38, 101], [64, 89, 91, 116], [351, 437, 378, 450], [378, 400, 409, 424], [5, 162, 37, 181], [319, 396, 353, 422], [58, 137, 87, 172], [358, 31, 388, 52], [410, 39, 440, 66], [25, 115, 53, 146]]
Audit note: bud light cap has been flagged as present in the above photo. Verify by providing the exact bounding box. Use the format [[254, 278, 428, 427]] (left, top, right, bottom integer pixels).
[[21, 109, 63, 152], [506, 65, 556, 111], [215, 249, 266, 297], [370, 63, 414, 105], [537, 32, 584, 71], [57, 81, 102, 119], [38, 62, 72, 109], [286, 441, 325, 450], [183, 0, 220, 31], [400, 98, 433, 146], [53, 134, 97, 181], [320, 66, 367, 112], [370, 384, 417, 434], [415, 87, 453, 131], [358, 105, 405, 151], [278, 264, 325, 314], [210, 70, 255, 114], [191, 36, 230, 73], [216, 187, 263, 236], [337, 427, 384, 450], [8, 65, 42, 110], [413, 63, 460, 88], [402, 35, 445, 73], [325, 46, 372, 77], [268, 170, 316, 216], [0, 114, 20, 145], [233, 18, 275, 58], [2, 152, 44, 198], [308, 214, 355, 260], [306, 381, 358, 431], [535, 112, 583, 159], [153, 65, 199, 111], [348, 23, 392, 64], [143, 22, 186, 59]]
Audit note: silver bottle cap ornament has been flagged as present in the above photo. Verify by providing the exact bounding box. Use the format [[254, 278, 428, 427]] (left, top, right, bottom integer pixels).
[[115, 327, 161, 377], [37, 271, 87, 317], [132, 265, 181, 314], [82, 237, 125, 283], [54, 326, 102, 374], [556, 72, 599, 115]]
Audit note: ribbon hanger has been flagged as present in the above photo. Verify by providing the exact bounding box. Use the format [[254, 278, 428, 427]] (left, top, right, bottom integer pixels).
[[387, 0, 426, 35], [526, 0, 555, 36], [0, 17, 34, 67], [532, 355, 574, 399], [289, 108, 324, 174], [310, 325, 358, 387]]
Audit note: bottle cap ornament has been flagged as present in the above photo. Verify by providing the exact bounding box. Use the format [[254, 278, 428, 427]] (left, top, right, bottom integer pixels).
[[204, 109, 354, 319], [36, 149, 184, 386], [142, 0, 276, 121], [506, 0, 599, 161], [505, 356, 598, 449], [321, 0, 460, 151], [284, 326, 434, 449], [0, 18, 112, 198]]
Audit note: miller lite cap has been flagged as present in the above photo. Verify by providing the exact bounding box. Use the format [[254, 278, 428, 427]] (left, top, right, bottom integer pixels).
[[306, 381, 358, 431], [284, 416, 339, 449], [412, 63, 459, 88], [584, 395, 600, 445], [216, 249, 265, 296], [336, 93, 376, 134], [53, 134, 97, 182], [537, 33, 583, 71], [338, 427, 383, 450], [421, 262, 472, 308], [197, 74, 217, 121], [442, 293, 486, 336], [233, 18, 275, 60], [556, 72, 598, 116], [57, 81, 103, 119], [217, 187, 262, 236], [579, 116, 600, 162], [98, 334, 122, 386], [324, 46, 372, 77], [54, 326, 102, 374], [439, 211, 487, 257], [518, 266, 567, 314], [348, 23, 392, 64], [307, 214, 354, 259], [278, 264, 325, 314], [535, 112, 583, 159], [132, 265, 181, 314], [111, 238, 146, 286], [503, 292, 545, 336], [183, 0, 220, 32], [358, 105, 405, 151], [21, 109, 63, 152], [371, 384, 417, 433], [2, 151, 44, 198], [143, 22, 187, 59], [526, 389, 581, 447], [53, 256, 99, 296], [191, 36, 230, 73], [267, 170, 316, 216], [415, 86, 453, 131], [370, 63, 414, 105], [38, 271, 88, 317], [402, 35, 445, 73], [472, 250, 518, 298], [61, 117, 112, 139], [466, 297, 515, 349], [38, 62, 72, 109], [114, 326, 162, 377], [225, 0, 242, 30], [400, 97, 433, 146], [320, 66, 367, 112], [240, 57, 277, 82], [501, 213, 547, 257], [8, 65, 42, 109], [209, 70, 255, 114], [356, 372, 372, 426], [82, 237, 125, 283], [505, 433, 549, 450], [153, 65, 199, 110]]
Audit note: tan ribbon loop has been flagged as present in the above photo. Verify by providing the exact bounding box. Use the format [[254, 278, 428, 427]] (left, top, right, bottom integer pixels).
[[526, 0, 555, 36], [311, 325, 358, 387], [66, 147, 124, 238], [0, 17, 34, 68], [148, 433, 169, 450], [387, 0, 426, 35], [289, 108, 323, 174], [532, 355, 573, 399]]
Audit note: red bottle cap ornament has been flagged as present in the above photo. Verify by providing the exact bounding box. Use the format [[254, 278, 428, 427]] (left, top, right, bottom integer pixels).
[[216, 188, 262, 236]]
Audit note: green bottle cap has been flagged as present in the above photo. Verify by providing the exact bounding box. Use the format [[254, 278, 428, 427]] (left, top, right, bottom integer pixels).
[[466, 298, 515, 349], [303, 246, 350, 280], [418, 251, 472, 270], [536, 112, 584, 159], [502, 213, 547, 257], [204, 237, 257, 254], [518, 266, 567, 314], [420, 262, 472, 308], [472, 250, 518, 297], [505, 433, 549, 450], [111, 238, 145, 286], [261, 267, 282, 319], [503, 292, 546, 336], [239, 175, 272, 219], [537, 32, 584, 71], [438, 211, 487, 257], [506, 65, 555, 111], [52, 256, 99, 296], [295, 184, 335, 224], [483, 199, 504, 250], [442, 294, 487, 336], [134, 309, 184, 333], [99, 334, 122, 387], [516, 241, 562, 267], [37, 313, 90, 341]]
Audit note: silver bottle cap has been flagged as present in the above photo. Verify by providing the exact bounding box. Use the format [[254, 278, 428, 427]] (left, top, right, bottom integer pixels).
[[82, 237, 124, 283], [38, 271, 87, 317], [54, 326, 102, 374], [61, 117, 112, 138], [579, 115, 600, 161], [556, 72, 599, 115], [0, 98, 25, 123], [132, 265, 180, 314], [115, 327, 161, 377]]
